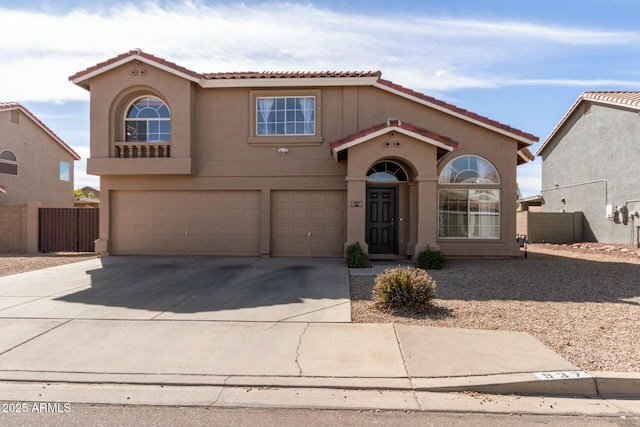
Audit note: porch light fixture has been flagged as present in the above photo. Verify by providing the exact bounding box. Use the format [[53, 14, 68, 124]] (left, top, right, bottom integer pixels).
[[278, 147, 289, 155]]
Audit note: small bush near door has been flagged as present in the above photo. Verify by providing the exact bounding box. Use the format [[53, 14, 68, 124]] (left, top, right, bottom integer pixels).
[[372, 266, 437, 312], [346, 242, 369, 268], [417, 246, 448, 270]]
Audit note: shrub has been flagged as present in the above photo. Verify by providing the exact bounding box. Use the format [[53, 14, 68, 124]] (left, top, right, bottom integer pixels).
[[417, 246, 448, 270], [346, 242, 369, 268], [372, 266, 437, 312]]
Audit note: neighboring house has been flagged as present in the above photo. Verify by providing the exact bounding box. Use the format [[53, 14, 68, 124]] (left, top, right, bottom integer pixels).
[[537, 92, 640, 245], [74, 197, 100, 208], [69, 50, 537, 258], [79, 185, 100, 198], [74, 185, 100, 207], [0, 102, 80, 207], [517, 195, 543, 213]]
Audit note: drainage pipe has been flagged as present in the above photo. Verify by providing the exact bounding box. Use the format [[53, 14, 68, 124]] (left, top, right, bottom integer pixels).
[[541, 179, 607, 204]]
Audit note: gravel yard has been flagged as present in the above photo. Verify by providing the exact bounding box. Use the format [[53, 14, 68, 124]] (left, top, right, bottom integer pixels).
[[0, 253, 97, 277], [351, 243, 640, 373]]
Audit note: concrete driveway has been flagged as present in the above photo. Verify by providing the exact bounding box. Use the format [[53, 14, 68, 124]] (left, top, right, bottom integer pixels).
[[0, 256, 350, 322]]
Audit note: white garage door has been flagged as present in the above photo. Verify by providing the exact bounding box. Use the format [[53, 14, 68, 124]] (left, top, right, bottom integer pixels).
[[112, 190, 260, 255], [271, 190, 346, 257]]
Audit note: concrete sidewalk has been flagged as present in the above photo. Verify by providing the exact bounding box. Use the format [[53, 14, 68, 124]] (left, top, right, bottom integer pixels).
[[0, 258, 637, 414]]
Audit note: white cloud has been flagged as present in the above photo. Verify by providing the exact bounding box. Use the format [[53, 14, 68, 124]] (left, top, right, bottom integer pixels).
[[1, 2, 640, 102]]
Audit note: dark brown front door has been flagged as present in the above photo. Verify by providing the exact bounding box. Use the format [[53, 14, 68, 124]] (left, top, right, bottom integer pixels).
[[366, 187, 397, 254]]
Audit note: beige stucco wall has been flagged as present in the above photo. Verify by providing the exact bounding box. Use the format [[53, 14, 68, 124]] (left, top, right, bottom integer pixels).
[[0, 110, 76, 207], [83, 58, 525, 257]]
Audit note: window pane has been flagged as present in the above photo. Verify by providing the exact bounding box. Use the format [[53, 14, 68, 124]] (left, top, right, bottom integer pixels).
[[125, 97, 171, 142], [286, 110, 295, 122], [439, 155, 499, 184], [60, 161, 70, 182], [438, 189, 500, 238], [0, 150, 17, 161], [256, 96, 315, 136], [439, 190, 469, 238], [286, 123, 295, 134], [157, 104, 170, 118], [0, 162, 17, 175], [137, 107, 160, 119], [125, 121, 146, 142]]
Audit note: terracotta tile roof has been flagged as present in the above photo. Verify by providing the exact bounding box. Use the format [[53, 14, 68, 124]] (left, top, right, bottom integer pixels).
[[376, 79, 539, 144], [69, 50, 537, 149], [203, 71, 381, 79], [582, 91, 640, 107], [0, 102, 80, 160], [0, 102, 20, 111], [330, 119, 459, 151], [69, 49, 202, 83], [520, 147, 535, 161], [537, 91, 640, 156]]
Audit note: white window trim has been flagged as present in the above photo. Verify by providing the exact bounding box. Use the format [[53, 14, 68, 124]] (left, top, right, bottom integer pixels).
[[437, 189, 501, 240], [123, 96, 171, 143], [439, 154, 501, 185], [248, 89, 323, 146]]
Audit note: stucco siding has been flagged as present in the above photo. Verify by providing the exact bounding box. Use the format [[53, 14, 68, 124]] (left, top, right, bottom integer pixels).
[[541, 104, 640, 244], [79, 53, 533, 257], [0, 110, 76, 207]]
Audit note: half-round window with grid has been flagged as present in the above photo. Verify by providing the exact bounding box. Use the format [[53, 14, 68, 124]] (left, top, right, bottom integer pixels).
[[0, 150, 17, 175], [124, 96, 171, 143], [439, 155, 499, 184], [367, 161, 408, 182]]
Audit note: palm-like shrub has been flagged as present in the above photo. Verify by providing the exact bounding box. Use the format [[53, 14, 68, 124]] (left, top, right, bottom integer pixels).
[[372, 266, 437, 312]]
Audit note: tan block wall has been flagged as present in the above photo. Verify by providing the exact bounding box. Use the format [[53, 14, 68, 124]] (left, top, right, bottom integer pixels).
[[0, 204, 26, 252], [527, 211, 583, 243], [0, 203, 41, 253], [516, 211, 528, 237]]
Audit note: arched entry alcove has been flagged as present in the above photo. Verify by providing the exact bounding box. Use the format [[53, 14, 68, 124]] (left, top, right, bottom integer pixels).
[[365, 160, 412, 254]]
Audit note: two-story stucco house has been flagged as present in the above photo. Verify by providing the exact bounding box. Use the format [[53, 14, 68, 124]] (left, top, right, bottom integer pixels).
[[70, 50, 537, 258], [537, 92, 640, 245], [0, 103, 80, 207]]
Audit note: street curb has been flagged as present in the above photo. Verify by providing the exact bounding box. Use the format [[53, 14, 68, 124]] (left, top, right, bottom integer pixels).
[[412, 373, 598, 397], [592, 372, 640, 398], [0, 381, 636, 416], [1, 371, 637, 398]]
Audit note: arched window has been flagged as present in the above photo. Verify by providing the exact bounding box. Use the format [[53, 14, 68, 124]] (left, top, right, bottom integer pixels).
[[367, 161, 408, 182], [124, 96, 170, 142], [438, 155, 500, 239], [439, 155, 499, 184], [0, 150, 18, 175]]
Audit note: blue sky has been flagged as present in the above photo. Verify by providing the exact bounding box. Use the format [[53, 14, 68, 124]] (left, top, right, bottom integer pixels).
[[2, 0, 640, 195]]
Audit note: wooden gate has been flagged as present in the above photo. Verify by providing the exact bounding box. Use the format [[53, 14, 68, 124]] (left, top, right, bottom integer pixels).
[[39, 208, 99, 252]]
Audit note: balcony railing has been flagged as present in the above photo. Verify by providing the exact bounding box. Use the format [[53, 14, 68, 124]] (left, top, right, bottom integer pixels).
[[115, 143, 171, 158]]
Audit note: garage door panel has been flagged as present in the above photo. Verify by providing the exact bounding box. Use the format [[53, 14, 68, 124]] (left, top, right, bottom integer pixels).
[[272, 190, 346, 257], [112, 190, 260, 255], [328, 226, 345, 237]]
